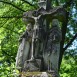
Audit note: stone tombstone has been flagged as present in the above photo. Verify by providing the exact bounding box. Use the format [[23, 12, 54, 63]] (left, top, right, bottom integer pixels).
[[16, 0, 66, 77]]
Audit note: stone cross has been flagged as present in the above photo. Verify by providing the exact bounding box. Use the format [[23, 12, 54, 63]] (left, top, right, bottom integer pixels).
[[38, 0, 51, 10], [16, 0, 67, 77]]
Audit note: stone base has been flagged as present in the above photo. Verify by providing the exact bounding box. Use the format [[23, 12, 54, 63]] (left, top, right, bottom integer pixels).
[[20, 72, 52, 77], [20, 71, 60, 77], [23, 59, 41, 72]]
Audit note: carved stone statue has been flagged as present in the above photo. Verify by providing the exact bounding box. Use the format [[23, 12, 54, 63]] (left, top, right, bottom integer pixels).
[[16, 0, 66, 76], [44, 19, 62, 77], [16, 23, 33, 71]]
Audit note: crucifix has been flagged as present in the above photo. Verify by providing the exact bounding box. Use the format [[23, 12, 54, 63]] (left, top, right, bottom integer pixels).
[[16, 0, 66, 76]]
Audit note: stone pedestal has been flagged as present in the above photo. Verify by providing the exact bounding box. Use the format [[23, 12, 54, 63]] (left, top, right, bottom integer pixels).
[[20, 72, 52, 77], [20, 59, 58, 77], [23, 59, 41, 72]]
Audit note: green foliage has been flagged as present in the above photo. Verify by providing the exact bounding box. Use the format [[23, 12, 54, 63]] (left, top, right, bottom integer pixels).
[[0, 62, 19, 77], [60, 55, 77, 77]]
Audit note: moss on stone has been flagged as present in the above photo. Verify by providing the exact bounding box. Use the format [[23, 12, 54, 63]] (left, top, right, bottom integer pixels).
[[20, 72, 52, 77]]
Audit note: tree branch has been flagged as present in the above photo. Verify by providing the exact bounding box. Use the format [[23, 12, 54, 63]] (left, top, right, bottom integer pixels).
[[59, 0, 74, 69], [59, 12, 69, 69], [60, 12, 69, 52], [0, 1, 25, 12], [0, 15, 23, 18], [64, 33, 77, 51], [0, 19, 20, 34], [21, 0, 37, 9], [0, 20, 8, 28]]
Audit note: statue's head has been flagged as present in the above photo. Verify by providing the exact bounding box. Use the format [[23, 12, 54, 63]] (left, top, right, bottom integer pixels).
[[38, 0, 46, 10], [26, 23, 32, 31], [52, 19, 59, 27]]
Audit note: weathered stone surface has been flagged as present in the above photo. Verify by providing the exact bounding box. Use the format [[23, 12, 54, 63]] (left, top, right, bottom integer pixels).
[[19, 70, 60, 77], [16, 1, 66, 77], [23, 59, 41, 72], [20, 72, 52, 77]]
